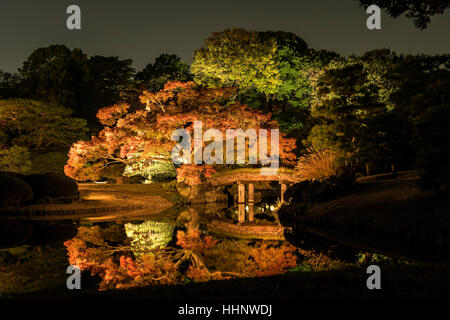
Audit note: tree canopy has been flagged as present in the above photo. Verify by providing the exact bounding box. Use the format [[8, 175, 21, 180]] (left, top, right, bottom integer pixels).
[[65, 81, 297, 181], [356, 0, 449, 29], [88, 55, 136, 110], [0, 99, 89, 174], [192, 29, 282, 96], [19, 45, 91, 116], [0, 99, 89, 154], [136, 54, 192, 93]]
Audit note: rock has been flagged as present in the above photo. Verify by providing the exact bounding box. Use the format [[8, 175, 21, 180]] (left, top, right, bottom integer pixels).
[[204, 190, 219, 202], [0, 172, 34, 207], [177, 208, 201, 231], [181, 182, 228, 204], [176, 183, 192, 199]]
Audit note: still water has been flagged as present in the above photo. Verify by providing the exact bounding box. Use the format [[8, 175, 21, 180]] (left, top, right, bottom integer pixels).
[[0, 197, 405, 295]]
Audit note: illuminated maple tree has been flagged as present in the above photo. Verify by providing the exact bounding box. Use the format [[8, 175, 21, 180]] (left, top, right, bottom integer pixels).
[[65, 81, 296, 181]]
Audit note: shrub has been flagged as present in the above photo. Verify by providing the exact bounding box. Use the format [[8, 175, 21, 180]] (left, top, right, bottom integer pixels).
[[279, 171, 355, 230], [0, 146, 32, 174], [295, 148, 341, 181], [22, 173, 78, 203], [288, 172, 354, 204], [0, 172, 34, 207], [30, 152, 68, 174], [414, 103, 450, 190]]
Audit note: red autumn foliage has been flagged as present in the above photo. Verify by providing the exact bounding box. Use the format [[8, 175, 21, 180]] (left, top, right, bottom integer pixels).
[[64, 225, 299, 290], [176, 229, 218, 252], [96, 103, 130, 126], [65, 81, 297, 181], [245, 242, 298, 277], [176, 164, 217, 185]]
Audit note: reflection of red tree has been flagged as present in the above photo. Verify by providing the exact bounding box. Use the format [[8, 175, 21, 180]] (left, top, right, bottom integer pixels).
[[64, 226, 298, 290], [176, 229, 218, 251], [246, 242, 298, 277]]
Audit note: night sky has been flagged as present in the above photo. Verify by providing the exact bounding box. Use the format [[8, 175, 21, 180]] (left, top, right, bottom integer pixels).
[[0, 0, 448, 73]]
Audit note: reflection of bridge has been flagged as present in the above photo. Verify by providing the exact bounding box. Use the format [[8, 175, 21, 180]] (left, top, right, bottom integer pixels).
[[208, 171, 298, 223]]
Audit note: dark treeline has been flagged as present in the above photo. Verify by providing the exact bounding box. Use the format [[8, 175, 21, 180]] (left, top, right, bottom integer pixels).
[[0, 29, 449, 189], [0, 47, 192, 174], [0, 46, 191, 129]]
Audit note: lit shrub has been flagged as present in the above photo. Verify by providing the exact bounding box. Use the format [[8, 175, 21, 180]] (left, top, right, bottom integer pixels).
[[0, 146, 31, 174], [30, 151, 67, 174], [295, 148, 341, 181]]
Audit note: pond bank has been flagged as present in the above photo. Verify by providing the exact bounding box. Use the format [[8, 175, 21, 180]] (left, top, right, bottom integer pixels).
[[283, 171, 450, 262], [5, 263, 450, 300], [0, 182, 176, 220]]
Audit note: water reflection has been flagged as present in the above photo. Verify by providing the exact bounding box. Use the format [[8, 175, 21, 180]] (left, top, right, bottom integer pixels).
[[0, 198, 409, 295]]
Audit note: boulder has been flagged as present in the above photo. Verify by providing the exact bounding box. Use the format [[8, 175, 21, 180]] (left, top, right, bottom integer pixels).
[[176, 183, 192, 199]]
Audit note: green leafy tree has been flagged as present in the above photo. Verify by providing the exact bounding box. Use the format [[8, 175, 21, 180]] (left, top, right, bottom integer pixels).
[[389, 54, 450, 187], [18, 45, 91, 117], [0, 99, 88, 153], [305, 51, 443, 175], [136, 54, 191, 93], [0, 145, 32, 174], [191, 28, 282, 97], [192, 29, 338, 151], [88, 55, 136, 110], [306, 57, 392, 173], [0, 71, 21, 98]]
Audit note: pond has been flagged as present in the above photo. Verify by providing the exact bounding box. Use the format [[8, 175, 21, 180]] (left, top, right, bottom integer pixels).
[[0, 194, 409, 296]]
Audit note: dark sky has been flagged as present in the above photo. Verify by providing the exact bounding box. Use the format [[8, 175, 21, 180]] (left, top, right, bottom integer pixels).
[[0, 0, 449, 73]]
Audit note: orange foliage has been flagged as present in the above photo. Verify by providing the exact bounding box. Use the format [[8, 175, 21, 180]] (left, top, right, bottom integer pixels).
[[245, 242, 298, 277], [96, 103, 130, 126], [176, 229, 218, 252], [64, 225, 299, 290], [65, 81, 297, 181], [176, 164, 216, 185]]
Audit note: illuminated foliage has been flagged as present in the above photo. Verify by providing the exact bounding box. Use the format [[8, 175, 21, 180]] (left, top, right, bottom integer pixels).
[[295, 148, 341, 181], [192, 29, 281, 96], [0, 145, 32, 174], [135, 53, 192, 93], [64, 225, 300, 290], [297, 248, 350, 271], [65, 81, 296, 181], [125, 221, 174, 256], [245, 242, 297, 277], [0, 99, 89, 154], [176, 229, 218, 252], [176, 164, 216, 185]]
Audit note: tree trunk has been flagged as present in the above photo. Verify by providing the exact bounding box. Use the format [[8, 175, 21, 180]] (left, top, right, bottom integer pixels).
[[365, 163, 371, 176]]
